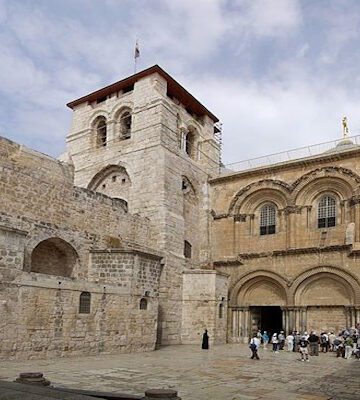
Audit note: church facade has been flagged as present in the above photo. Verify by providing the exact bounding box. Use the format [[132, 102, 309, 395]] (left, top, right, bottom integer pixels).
[[0, 65, 359, 359]]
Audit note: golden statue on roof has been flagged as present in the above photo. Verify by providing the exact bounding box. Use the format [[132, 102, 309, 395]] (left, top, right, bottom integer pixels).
[[342, 116, 349, 138]]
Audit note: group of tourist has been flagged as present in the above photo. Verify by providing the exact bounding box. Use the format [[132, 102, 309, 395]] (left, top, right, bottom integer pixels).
[[249, 327, 360, 361]]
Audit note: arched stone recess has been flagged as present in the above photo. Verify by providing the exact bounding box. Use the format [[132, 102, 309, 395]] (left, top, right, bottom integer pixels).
[[228, 180, 291, 215], [24, 234, 80, 278], [290, 266, 360, 306], [87, 164, 131, 207], [291, 167, 360, 205], [23, 230, 84, 277], [30, 237, 79, 277], [229, 270, 290, 307], [182, 175, 197, 201]]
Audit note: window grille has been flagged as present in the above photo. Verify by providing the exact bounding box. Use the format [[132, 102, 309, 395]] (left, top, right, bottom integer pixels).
[[140, 298, 148, 310], [260, 204, 276, 235], [318, 195, 336, 228], [79, 292, 91, 314]]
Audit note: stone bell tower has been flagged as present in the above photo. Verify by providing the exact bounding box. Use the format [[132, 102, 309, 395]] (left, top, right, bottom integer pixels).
[[63, 65, 227, 345]]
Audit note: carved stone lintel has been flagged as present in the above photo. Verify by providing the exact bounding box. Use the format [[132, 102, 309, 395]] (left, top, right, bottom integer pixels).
[[283, 205, 302, 215], [234, 214, 247, 222], [349, 196, 360, 206]]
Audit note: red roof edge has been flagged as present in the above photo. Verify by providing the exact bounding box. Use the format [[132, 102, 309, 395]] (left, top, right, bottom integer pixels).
[[66, 64, 219, 123]]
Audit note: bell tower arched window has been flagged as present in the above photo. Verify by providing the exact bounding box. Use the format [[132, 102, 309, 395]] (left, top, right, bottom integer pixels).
[[260, 204, 276, 235], [318, 195, 336, 228], [120, 111, 132, 139], [94, 116, 107, 147]]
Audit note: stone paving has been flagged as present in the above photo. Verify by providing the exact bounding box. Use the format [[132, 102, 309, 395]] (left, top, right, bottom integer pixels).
[[0, 344, 359, 400]]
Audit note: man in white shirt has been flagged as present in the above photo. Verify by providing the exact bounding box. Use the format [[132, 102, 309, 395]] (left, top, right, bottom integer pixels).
[[250, 334, 261, 360], [286, 333, 294, 351]]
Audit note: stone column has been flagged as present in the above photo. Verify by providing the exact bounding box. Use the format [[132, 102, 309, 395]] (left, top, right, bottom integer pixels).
[[345, 306, 352, 328], [297, 307, 307, 333], [231, 308, 237, 338], [281, 307, 287, 333], [243, 307, 250, 342]]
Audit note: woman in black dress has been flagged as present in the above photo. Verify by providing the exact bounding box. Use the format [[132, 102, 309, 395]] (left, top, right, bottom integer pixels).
[[202, 329, 209, 349]]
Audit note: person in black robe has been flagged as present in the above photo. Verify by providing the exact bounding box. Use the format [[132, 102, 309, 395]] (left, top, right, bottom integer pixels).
[[202, 329, 209, 349]]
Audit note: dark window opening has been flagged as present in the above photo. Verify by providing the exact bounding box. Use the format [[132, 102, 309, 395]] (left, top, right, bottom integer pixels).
[[122, 178, 126, 184], [79, 292, 91, 314], [120, 111, 132, 139], [112, 176, 116, 182], [102, 184, 106, 189], [140, 298, 148, 310], [260, 225, 276, 235], [95, 117, 107, 147], [219, 303, 224, 319], [184, 240, 192, 259]]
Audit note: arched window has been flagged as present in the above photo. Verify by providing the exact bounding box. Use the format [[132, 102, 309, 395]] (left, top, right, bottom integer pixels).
[[79, 292, 91, 314], [94, 116, 107, 147], [318, 195, 336, 228], [260, 204, 276, 235], [140, 298, 148, 310], [185, 131, 195, 158], [184, 240, 192, 259], [120, 111, 132, 139]]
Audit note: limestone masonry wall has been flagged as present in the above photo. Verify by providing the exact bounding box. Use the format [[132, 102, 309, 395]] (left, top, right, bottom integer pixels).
[[0, 136, 162, 360]]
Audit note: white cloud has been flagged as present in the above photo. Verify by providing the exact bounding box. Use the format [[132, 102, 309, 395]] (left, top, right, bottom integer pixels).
[[237, 0, 302, 38], [186, 72, 360, 164]]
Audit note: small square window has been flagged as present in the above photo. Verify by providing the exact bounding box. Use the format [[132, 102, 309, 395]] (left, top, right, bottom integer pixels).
[[122, 178, 126, 184], [112, 176, 116, 182]]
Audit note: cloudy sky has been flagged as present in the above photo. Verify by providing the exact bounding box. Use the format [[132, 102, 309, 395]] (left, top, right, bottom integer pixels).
[[1, 0, 360, 164]]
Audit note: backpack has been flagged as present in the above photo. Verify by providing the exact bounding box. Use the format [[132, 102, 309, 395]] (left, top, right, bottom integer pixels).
[[249, 341, 257, 350]]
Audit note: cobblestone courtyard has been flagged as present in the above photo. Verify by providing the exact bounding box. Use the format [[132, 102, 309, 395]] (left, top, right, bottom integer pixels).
[[0, 344, 359, 400]]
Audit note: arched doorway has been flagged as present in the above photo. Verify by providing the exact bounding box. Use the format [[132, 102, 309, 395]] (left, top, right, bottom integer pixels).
[[230, 273, 288, 342], [293, 271, 356, 333]]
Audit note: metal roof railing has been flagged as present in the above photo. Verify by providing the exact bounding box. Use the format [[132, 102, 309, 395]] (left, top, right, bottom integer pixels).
[[224, 134, 360, 173]]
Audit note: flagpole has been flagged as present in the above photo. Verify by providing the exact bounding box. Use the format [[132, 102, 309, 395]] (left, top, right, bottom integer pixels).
[[134, 39, 140, 74]]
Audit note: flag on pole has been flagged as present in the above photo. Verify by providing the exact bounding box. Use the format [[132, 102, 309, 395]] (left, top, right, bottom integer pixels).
[[134, 40, 140, 59]]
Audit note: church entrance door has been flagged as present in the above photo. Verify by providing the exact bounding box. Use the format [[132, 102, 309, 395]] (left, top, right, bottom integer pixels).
[[250, 306, 283, 336]]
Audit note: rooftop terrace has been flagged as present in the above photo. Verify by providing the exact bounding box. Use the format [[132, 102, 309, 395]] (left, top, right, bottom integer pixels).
[[224, 134, 360, 173]]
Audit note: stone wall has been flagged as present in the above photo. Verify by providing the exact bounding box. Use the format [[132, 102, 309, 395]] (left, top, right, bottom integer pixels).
[[0, 136, 162, 360], [181, 270, 228, 345]]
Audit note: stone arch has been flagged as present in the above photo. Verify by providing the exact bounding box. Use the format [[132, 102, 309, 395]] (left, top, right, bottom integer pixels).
[[290, 266, 360, 305], [292, 167, 359, 205], [182, 175, 197, 201], [229, 270, 290, 307], [89, 110, 108, 127], [109, 102, 133, 121], [87, 164, 131, 204], [30, 237, 79, 277], [229, 179, 291, 215]]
